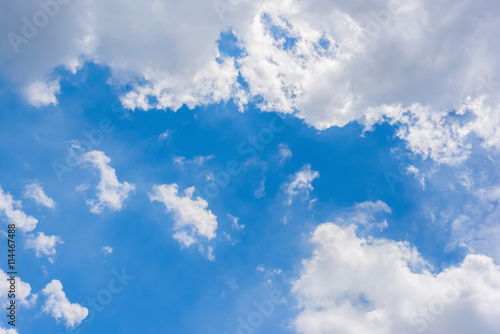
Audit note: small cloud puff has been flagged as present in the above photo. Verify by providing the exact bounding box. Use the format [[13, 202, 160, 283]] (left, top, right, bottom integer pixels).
[[23, 183, 56, 208], [100, 246, 113, 255], [283, 164, 319, 205]]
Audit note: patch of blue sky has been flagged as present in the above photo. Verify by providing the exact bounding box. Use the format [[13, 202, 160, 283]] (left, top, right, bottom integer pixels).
[[0, 59, 468, 333], [314, 35, 338, 58], [261, 13, 300, 51], [218, 30, 247, 61]]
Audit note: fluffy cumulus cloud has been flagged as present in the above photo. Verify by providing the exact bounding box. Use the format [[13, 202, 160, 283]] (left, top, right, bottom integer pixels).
[[233, 0, 500, 164], [26, 232, 63, 259], [2, 0, 500, 164], [293, 222, 500, 334], [283, 164, 320, 205], [24, 79, 60, 108], [120, 57, 242, 112], [42, 280, 88, 328], [0, 0, 252, 108], [0, 185, 38, 232], [23, 183, 56, 208], [82, 150, 136, 214], [149, 184, 218, 248], [0, 269, 38, 309]]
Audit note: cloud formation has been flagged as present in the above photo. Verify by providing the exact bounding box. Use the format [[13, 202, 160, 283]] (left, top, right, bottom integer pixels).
[[26, 232, 63, 259], [293, 221, 500, 334], [24, 80, 60, 108], [149, 184, 218, 248], [101, 246, 113, 255], [0, 269, 37, 309], [0, 186, 38, 232], [82, 150, 136, 214], [23, 183, 56, 208], [2, 0, 500, 164], [446, 184, 500, 263], [173, 155, 215, 167], [42, 280, 88, 328], [278, 143, 292, 166], [283, 164, 320, 205]]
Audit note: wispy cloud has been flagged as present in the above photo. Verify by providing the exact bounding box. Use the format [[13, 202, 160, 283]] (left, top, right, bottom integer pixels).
[[283, 164, 319, 205], [23, 183, 56, 208]]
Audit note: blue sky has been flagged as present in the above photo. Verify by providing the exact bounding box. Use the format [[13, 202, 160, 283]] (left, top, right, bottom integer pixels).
[[0, 60, 469, 333], [1, 1, 500, 334]]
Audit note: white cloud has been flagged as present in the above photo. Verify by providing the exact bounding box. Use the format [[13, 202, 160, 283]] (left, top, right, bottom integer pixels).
[[256, 265, 283, 284], [293, 222, 500, 334], [381, 104, 473, 165], [207, 246, 215, 262], [347, 200, 391, 231], [222, 231, 233, 243], [159, 129, 174, 142], [121, 57, 242, 111], [231, 1, 500, 163], [26, 232, 63, 259], [445, 184, 500, 262], [172, 231, 198, 248], [2, 0, 500, 163], [82, 150, 136, 214], [0, 185, 38, 232], [283, 164, 320, 205], [228, 213, 244, 230], [100, 246, 113, 255], [75, 184, 90, 193], [1, 0, 250, 110], [42, 280, 88, 328], [173, 156, 186, 165], [254, 178, 266, 198], [0, 326, 17, 334], [465, 96, 500, 150], [173, 155, 215, 167], [278, 143, 292, 165], [24, 79, 60, 107], [23, 183, 56, 208], [149, 184, 218, 247], [0, 269, 37, 308]]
